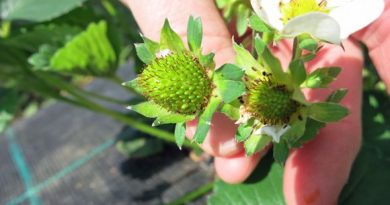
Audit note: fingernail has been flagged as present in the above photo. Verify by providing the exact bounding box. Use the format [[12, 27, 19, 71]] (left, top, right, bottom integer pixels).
[[218, 138, 242, 157]]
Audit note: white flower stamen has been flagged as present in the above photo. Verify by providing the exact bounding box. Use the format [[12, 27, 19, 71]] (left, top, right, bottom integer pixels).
[[156, 49, 172, 58], [236, 106, 252, 124]]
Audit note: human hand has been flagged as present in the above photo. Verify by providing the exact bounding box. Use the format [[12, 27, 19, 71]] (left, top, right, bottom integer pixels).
[[123, 0, 390, 204]]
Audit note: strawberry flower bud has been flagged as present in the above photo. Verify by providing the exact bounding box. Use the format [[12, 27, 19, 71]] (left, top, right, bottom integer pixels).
[[137, 52, 212, 115], [232, 36, 349, 164]]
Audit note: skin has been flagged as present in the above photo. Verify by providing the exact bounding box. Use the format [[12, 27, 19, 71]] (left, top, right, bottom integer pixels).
[[122, 0, 390, 204]]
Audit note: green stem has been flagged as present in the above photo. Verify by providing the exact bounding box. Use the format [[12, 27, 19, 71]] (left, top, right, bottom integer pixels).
[[262, 32, 274, 45], [291, 37, 302, 61], [166, 182, 214, 205], [84, 101, 197, 149], [36, 72, 127, 105], [60, 88, 196, 148], [251, 30, 256, 57], [48, 75, 129, 105], [76, 88, 129, 105], [34, 73, 197, 149]]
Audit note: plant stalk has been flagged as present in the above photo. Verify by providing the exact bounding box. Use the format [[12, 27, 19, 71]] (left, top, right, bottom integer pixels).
[[34, 72, 197, 149], [291, 37, 302, 61]]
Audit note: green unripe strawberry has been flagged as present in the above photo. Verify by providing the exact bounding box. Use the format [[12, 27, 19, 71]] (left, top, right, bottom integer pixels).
[[137, 52, 213, 115], [245, 74, 299, 125]]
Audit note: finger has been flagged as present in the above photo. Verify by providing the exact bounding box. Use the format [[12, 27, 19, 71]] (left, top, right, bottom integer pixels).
[[215, 152, 263, 184], [186, 113, 244, 157], [123, 0, 236, 67], [353, 0, 390, 93], [284, 40, 363, 205]]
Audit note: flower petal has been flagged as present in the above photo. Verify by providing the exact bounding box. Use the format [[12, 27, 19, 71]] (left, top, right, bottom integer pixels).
[[235, 106, 252, 124], [326, 0, 351, 8], [282, 12, 341, 44], [250, 0, 284, 30], [253, 124, 290, 143], [328, 0, 385, 39]]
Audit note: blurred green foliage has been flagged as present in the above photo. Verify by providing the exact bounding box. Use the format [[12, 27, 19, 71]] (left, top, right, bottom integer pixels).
[[216, 0, 251, 36], [0, 0, 142, 125], [0, 0, 178, 160]]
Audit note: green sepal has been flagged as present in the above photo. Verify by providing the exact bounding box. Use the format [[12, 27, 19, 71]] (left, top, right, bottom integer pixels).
[[292, 87, 309, 105], [261, 46, 290, 85], [174, 122, 186, 149], [298, 38, 318, 52], [153, 114, 195, 126], [233, 42, 264, 77], [216, 0, 251, 37], [236, 121, 254, 142], [160, 19, 185, 52], [302, 67, 341, 88], [263, 31, 277, 44], [214, 64, 245, 103], [216, 0, 229, 11], [141, 35, 160, 54], [236, 4, 250, 36], [327, 88, 348, 103], [136, 35, 160, 63], [308, 102, 349, 123], [187, 16, 203, 53], [199, 52, 215, 68], [292, 118, 324, 147], [215, 63, 244, 81], [130, 101, 195, 125], [290, 90, 348, 147], [254, 35, 266, 56], [135, 43, 154, 64], [301, 53, 316, 62], [220, 100, 241, 120], [273, 139, 290, 166], [216, 80, 245, 103], [130, 101, 170, 118], [193, 96, 222, 144], [122, 79, 143, 94], [216, 0, 240, 20], [289, 59, 306, 86], [244, 134, 272, 156], [283, 116, 307, 146], [249, 14, 271, 33]]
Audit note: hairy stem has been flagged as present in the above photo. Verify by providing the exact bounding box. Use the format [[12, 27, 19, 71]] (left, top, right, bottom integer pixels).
[[34, 72, 197, 149]]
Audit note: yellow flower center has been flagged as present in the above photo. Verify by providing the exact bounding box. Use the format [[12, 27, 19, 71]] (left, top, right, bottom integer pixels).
[[281, 0, 330, 24]]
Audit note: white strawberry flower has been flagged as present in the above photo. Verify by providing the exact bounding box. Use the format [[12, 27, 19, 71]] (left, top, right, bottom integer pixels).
[[251, 0, 385, 44]]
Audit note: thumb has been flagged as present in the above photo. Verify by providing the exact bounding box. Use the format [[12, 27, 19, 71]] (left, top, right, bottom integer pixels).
[[122, 0, 235, 67], [353, 0, 390, 93]]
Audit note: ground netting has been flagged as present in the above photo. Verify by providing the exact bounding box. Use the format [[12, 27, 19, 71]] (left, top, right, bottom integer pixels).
[[0, 67, 212, 205]]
